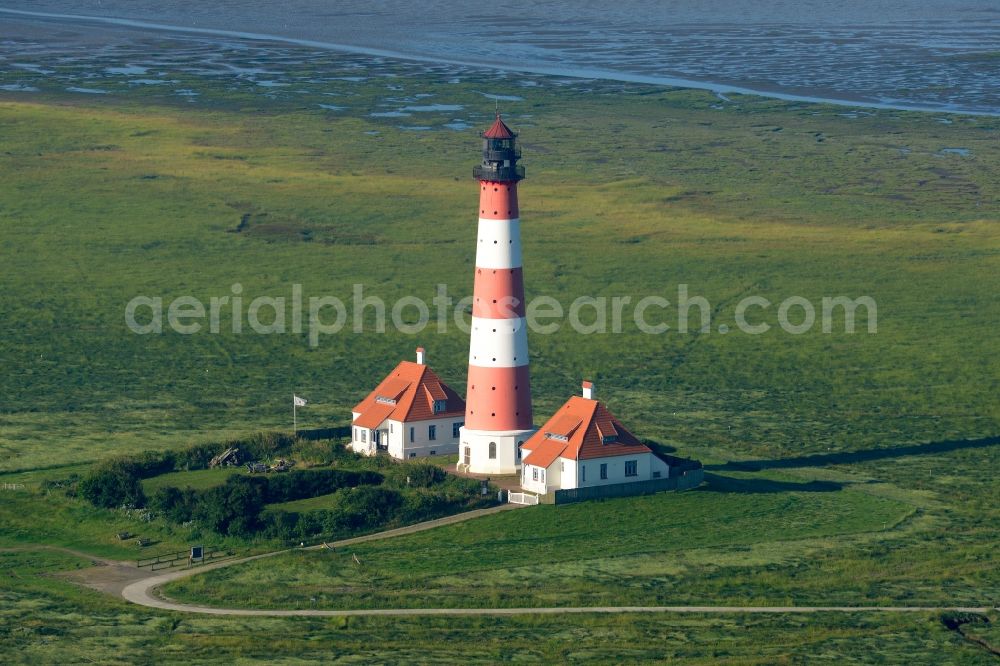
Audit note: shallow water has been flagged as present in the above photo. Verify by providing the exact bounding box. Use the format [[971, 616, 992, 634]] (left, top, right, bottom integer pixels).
[[1, 1, 999, 113]]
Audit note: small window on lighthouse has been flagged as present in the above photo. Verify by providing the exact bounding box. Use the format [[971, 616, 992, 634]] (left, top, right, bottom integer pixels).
[[489, 442, 497, 459]]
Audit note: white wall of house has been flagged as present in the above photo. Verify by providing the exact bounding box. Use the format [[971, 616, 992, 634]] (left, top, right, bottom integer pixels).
[[520, 451, 670, 494], [520, 461, 553, 495], [391, 416, 464, 459], [350, 416, 464, 459], [575, 452, 669, 489]]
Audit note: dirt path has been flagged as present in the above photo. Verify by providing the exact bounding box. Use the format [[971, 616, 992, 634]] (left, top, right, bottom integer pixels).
[[2, 544, 155, 596], [110, 503, 995, 618], [119, 504, 523, 608]]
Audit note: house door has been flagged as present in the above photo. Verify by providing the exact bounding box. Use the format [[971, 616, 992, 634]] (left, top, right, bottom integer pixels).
[[464, 447, 470, 466]]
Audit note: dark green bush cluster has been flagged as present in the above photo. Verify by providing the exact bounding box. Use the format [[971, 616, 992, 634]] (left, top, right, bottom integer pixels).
[[148, 469, 384, 536], [78, 450, 180, 507], [77, 431, 305, 509], [79, 434, 497, 541], [264, 476, 492, 543], [78, 458, 149, 508], [263, 469, 382, 503], [381, 462, 448, 488], [168, 432, 297, 471]]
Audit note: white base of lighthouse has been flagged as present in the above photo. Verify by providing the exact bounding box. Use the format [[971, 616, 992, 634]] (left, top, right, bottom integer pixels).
[[459, 426, 536, 475]]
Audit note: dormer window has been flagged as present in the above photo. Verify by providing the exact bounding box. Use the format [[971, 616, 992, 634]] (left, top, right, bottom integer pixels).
[[433, 399, 447, 414], [602, 435, 617, 444], [375, 396, 397, 405], [546, 432, 569, 442]]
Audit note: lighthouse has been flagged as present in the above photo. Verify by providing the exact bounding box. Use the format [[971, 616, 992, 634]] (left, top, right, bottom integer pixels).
[[459, 113, 535, 474]]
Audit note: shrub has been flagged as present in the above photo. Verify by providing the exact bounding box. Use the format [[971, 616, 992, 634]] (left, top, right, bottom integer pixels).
[[173, 442, 226, 471], [399, 490, 450, 522], [130, 450, 176, 478], [387, 463, 447, 488], [289, 438, 354, 466], [263, 510, 303, 542], [78, 458, 147, 508], [263, 469, 383, 504], [331, 486, 404, 530], [148, 486, 198, 523], [241, 432, 295, 461], [192, 476, 267, 537]]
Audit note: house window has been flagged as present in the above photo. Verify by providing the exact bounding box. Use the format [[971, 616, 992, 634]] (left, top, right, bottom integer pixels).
[[540, 469, 545, 483], [353, 427, 357, 440], [428, 425, 437, 441], [409, 452, 416, 458], [532, 467, 538, 481], [361, 430, 367, 443], [489, 442, 496, 459], [389, 423, 393, 433], [433, 399, 447, 414], [600, 463, 608, 480], [516, 440, 523, 461], [653, 471, 661, 478], [625, 460, 638, 477], [430, 450, 436, 456], [580, 465, 586, 482], [453, 422, 463, 438], [409, 427, 415, 443]]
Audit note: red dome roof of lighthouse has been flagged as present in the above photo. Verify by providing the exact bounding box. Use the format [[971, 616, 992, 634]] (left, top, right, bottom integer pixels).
[[483, 113, 516, 139]]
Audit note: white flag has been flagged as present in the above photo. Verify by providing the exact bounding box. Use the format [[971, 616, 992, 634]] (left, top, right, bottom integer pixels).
[[293, 395, 307, 407]]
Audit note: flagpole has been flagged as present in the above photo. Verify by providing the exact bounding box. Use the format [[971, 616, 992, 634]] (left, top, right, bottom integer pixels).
[[293, 393, 297, 435]]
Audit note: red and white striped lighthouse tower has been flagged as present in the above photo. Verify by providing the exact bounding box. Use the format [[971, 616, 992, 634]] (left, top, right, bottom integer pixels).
[[459, 113, 535, 474]]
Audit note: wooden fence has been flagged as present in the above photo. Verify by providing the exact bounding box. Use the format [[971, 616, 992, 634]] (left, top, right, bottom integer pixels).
[[136, 546, 231, 571], [508, 492, 540, 506]]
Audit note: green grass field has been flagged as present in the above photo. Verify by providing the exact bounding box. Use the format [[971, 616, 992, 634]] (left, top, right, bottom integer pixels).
[[1, 34, 998, 663], [3, 550, 994, 666], [166, 471, 914, 610], [142, 467, 243, 493]]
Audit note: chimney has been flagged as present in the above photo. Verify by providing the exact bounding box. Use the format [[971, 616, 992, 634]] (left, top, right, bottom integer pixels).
[[582, 380, 594, 400], [416, 347, 426, 365]]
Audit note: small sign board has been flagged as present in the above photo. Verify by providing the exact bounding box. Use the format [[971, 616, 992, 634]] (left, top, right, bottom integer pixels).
[[190, 545, 204, 561]]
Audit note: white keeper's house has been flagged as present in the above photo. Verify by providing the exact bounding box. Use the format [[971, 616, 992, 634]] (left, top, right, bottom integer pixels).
[[519, 381, 670, 495], [350, 347, 466, 459]]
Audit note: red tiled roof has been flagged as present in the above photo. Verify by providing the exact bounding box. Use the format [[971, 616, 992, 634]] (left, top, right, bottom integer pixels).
[[423, 382, 447, 402], [544, 412, 584, 439], [352, 360, 465, 427], [379, 377, 412, 402], [521, 395, 651, 465], [354, 401, 395, 430], [522, 438, 567, 468], [483, 113, 515, 139]]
